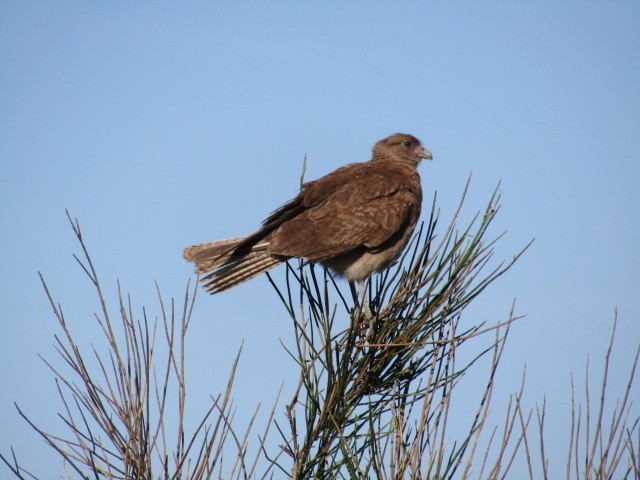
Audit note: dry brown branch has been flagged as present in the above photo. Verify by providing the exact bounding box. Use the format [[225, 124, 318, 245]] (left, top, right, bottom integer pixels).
[[0, 212, 277, 479]]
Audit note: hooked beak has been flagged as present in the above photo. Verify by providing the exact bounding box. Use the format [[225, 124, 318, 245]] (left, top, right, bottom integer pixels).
[[418, 146, 433, 160]]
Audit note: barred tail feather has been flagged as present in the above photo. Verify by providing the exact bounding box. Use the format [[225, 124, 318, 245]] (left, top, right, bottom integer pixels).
[[183, 238, 283, 293], [202, 253, 282, 294], [183, 237, 246, 274]]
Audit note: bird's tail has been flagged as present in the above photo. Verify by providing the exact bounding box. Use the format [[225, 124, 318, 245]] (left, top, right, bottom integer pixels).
[[182, 237, 282, 294]]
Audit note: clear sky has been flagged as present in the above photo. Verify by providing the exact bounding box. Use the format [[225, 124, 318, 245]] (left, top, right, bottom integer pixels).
[[1, 2, 639, 477]]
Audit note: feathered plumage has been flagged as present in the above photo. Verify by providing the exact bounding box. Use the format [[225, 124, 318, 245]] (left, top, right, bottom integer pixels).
[[183, 133, 432, 294]]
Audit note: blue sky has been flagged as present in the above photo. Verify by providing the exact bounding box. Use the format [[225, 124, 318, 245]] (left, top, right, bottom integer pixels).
[[1, 2, 639, 476]]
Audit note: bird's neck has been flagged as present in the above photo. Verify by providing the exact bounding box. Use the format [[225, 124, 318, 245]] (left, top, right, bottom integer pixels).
[[371, 153, 420, 168]]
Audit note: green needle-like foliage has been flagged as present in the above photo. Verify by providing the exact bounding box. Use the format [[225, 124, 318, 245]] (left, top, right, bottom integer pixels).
[[267, 183, 532, 479]]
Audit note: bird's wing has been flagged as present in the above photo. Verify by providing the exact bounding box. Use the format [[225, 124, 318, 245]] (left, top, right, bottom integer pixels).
[[211, 164, 368, 260], [268, 166, 420, 261]]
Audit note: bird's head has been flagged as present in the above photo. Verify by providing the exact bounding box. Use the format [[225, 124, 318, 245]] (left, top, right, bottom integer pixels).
[[372, 133, 433, 166]]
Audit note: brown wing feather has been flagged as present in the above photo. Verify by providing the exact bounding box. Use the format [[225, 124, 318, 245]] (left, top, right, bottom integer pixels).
[[268, 162, 421, 261]]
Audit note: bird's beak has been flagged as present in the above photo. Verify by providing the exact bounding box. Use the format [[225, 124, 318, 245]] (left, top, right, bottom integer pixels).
[[418, 146, 433, 160]]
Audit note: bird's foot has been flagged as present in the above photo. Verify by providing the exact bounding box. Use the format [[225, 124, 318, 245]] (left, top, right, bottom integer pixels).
[[353, 304, 379, 343]]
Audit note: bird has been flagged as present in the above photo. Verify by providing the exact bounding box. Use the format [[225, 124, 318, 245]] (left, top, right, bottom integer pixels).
[[183, 133, 432, 300]]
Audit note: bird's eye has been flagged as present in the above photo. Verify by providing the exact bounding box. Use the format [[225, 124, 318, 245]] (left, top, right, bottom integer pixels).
[[403, 141, 412, 147]]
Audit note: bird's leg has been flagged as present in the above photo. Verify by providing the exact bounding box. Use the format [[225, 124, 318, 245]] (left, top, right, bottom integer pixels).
[[357, 279, 372, 318], [359, 278, 379, 341], [349, 281, 365, 336], [350, 279, 374, 340]]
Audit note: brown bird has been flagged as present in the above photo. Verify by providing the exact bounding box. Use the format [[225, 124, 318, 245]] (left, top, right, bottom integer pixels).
[[183, 133, 432, 297]]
